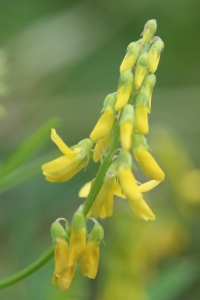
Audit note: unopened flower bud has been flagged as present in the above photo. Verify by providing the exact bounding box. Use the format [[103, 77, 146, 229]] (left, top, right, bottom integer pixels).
[[81, 222, 104, 279], [120, 42, 142, 73], [68, 207, 87, 265], [119, 104, 135, 150], [148, 37, 164, 73], [141, 19, 157, 45], [115, 70, 133, 111], [51, 220, 67, 244], [135, 52, 149, 89], [135, 88, 150, 134], [90, 93, 116, 141], [142, 74, 156, 112]]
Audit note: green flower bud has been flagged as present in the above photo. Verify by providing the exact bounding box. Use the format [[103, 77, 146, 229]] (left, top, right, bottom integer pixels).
[[51, 220, 67, 244], [89, 222, 104, 243], [120, 41, 142, 73], [115, 69, 133, 111], [118, 150, 133, 168], [148, 37, 164, 73], [135, 88, 150, 134], [141, 19, 157, 45], [142, 74, 156, 112], [135, 52, 149, 89], [102, 93, 117, 111]]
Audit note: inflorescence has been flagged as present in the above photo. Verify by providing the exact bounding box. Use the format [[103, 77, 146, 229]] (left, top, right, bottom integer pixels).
[[42, 19, 165, 291]]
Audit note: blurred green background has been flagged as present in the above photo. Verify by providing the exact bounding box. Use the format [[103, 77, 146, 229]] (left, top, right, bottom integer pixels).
[[0, 0, 200, 299]]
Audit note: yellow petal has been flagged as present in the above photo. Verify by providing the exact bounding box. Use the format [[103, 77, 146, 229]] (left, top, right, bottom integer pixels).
[[98, 205, 107, 219], [54, 238, 69, 277], [68, 227, 86, 265], [138, 180, 160, 192], [93, 132, 112, 162], [58, 264, 76, 292], [128, 197, 156, 220], [135, 106, 149, 134], [81, 240, 100, 279], [51, 129, 80, 155], [118, 166, 142, 201], [137, 148, 165, 181], [78, 181, 91, 198], [90, 107, 115, 141], [120, 54, 136, 74], [115, 85, 132, 111], [113, 179, 125, 199], [43, 163, 83, 183], [104, 186, 114, 217], [52, 272, 59, 285], [120, 121, 134, 150], [135, 67, 147, 90]]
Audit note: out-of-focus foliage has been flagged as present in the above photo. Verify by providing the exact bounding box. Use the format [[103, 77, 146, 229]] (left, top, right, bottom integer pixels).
[[0, 0, 200, 299]]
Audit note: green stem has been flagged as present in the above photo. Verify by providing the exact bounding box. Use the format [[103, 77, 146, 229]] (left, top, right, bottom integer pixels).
[[83, 123, 120, 216], [0, 246, 54, 290]]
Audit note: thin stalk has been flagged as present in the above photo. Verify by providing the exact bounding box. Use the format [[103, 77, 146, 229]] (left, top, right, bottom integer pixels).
[[0, 246, 54, 290]]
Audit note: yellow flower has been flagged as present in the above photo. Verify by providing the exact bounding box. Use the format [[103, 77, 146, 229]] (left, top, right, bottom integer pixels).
[[148, 38, 164, 73], [115, 70, 133, 111], [134, 147, 165, 181], [81, 240, 100, 279], [117, 166, 156, 221], [79, 178, 114, 219], [120, 41, 142, 73], [52, 238, 76, 292], [140, 19, 157, 45], [79, 174, 158, 221], [134, 52, 149, 89], [42, 129, 93, 182], [119, 104, 134, 151]]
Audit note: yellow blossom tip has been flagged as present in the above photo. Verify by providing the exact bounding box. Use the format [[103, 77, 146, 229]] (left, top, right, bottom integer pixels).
[[90, 107, 115, 141], [51, 129, 79, 156]]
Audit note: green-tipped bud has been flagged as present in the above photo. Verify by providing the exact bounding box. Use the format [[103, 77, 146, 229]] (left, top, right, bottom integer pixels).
[[69, 207, 87, 265], [148, 37, 164, 73], [132, 133, 149, 155], [141, 19, 157, 45], [102, 93, 117, 112], [142, 74, 156, 112], [81, 222, 104, 279], [135, 88, 150, 134], [120, 104, 135, 150], [118, 150, 133, 168], [51, 220, 67, 244], [135, 52, 149, 89], [120, 42, 142, 73], [115, 69, 133, 111], [89, 222, 104, 243]]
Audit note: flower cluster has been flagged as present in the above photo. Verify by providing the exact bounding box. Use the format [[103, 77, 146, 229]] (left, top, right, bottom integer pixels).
[[51, 208, 104, 291], [42, 19, 165, 292]]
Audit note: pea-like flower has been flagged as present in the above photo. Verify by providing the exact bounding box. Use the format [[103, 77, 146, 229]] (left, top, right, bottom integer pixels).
[[79, 172, 159, 221], [42, 129, 93, 182]]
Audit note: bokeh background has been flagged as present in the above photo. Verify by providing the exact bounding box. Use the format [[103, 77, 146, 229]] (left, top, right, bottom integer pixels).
[[0, 0, 200, 299]]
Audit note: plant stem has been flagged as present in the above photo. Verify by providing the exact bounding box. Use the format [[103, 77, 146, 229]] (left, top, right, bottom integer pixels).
[[83, 123, 120, 216], [0, 246, 54, 290]]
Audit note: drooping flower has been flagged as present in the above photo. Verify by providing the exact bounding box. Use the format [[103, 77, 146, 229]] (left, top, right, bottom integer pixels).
[[42, 129, 93, 182], [81, 222, 104, 279]]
